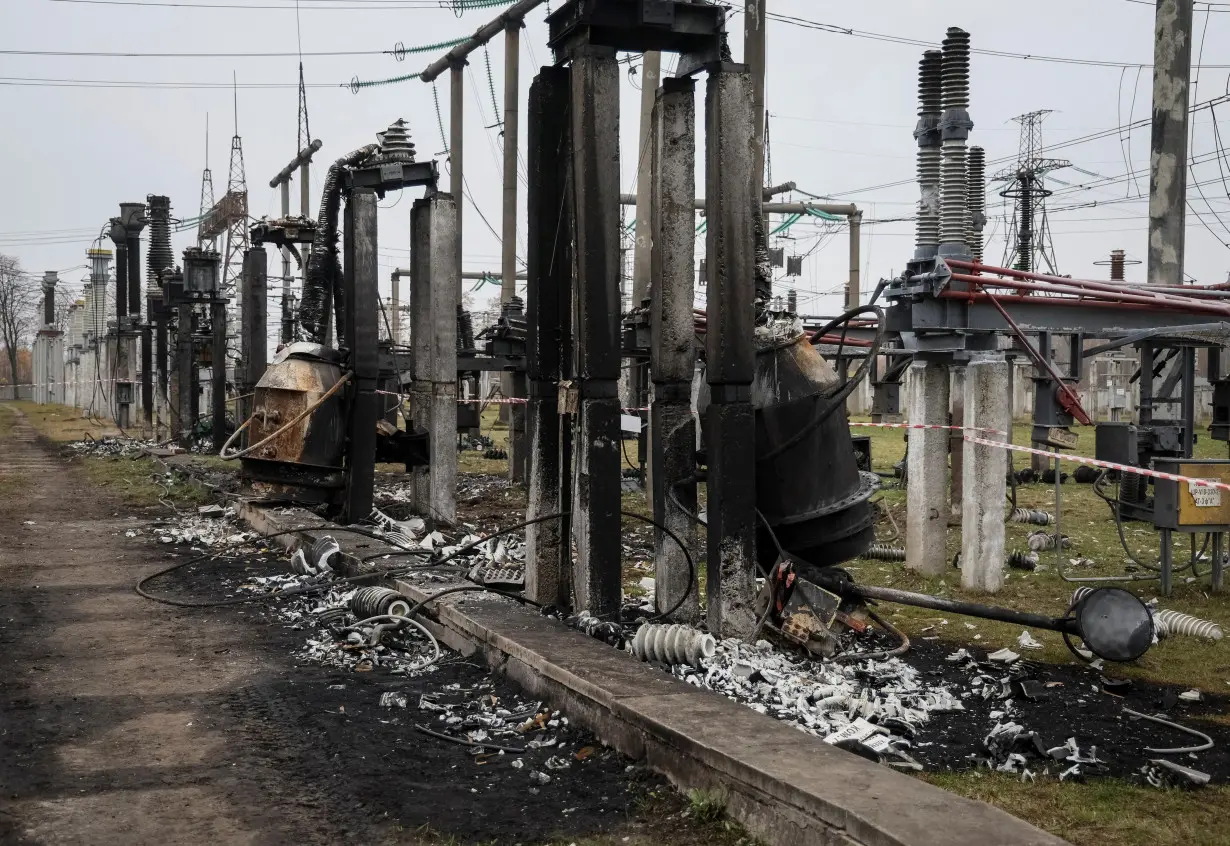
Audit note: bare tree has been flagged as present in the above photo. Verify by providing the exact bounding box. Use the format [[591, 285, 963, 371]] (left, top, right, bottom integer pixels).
[[0, 254, 35, 385]]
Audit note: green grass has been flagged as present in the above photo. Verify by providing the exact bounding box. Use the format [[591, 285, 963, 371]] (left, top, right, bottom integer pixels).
[[924, 772, 1230, 846], [79, 454, 213, 510]]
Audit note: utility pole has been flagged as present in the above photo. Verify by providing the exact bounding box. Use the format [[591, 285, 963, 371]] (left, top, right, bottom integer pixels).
[[503, 21, 528, 482], [450, 60, 465, 287], [745, 0, 768, 299], [631, 51, 660, 495], [1148, 0, 1193, 288]]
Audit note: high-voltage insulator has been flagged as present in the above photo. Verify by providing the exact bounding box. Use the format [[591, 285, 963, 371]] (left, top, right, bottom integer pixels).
[[1154, 608, 1224, 641], [940, 27, 970, 109], [1008, 507, 1053, 526], [938, 27, 974, 255], [1027, 530, 1070, 552], [630, 624, 716, 669], [373, 118, 417, 163], [350, 586, 412, 620], [914, 50, 943, 257], [146, 195, 174, 287], [966, 146, 986, 263], [1007, 551, 1038, 571], [457, 305, 476, 353], [864, 544, 907, 562]]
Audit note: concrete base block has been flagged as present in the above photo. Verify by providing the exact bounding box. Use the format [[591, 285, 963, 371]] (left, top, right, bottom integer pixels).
[[961, 356, 1010, 593], [906, 361, 950, 576]]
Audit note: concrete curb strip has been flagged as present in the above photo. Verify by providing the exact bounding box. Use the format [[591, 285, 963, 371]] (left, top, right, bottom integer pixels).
[[240, 501, 1068, 846]]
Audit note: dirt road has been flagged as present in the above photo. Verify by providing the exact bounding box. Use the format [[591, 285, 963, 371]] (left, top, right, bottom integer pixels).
[[0, 407, 730, 846]]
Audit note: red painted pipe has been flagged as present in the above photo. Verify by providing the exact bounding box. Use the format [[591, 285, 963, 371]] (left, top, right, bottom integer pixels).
[[948, 273, 1230, 318]]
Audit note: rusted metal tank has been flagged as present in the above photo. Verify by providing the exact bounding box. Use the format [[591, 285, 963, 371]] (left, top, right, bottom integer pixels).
[[750, 323, 877, 573], [240, 342, 347, 504]]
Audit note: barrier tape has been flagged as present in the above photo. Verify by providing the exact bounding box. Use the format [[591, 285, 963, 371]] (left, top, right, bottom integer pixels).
[[849, 421, 1007, 437], [962, 434, 1230, 493]]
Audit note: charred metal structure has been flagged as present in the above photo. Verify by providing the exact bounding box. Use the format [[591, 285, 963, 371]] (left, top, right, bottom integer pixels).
[[227, 120, 453, 524]]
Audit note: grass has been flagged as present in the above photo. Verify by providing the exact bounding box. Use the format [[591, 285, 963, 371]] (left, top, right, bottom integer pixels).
[[924, 772, 1230, 846], [4, 400, 212, 510]]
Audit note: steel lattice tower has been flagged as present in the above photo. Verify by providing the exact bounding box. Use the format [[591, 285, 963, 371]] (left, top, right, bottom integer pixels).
[[993, 110, 1070, 274], [197, 115, 216, 251], [221, 83, 249, 297]]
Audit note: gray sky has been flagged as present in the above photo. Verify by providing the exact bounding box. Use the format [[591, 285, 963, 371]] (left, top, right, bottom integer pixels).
[[2, 0, 1229, 326]]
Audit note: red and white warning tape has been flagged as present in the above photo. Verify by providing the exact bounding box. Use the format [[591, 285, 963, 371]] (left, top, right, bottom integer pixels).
[[850, 421, 1007, 437], [962, 434, 1230, 492]]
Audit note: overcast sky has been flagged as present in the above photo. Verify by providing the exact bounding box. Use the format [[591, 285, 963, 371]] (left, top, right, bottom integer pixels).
[[2, 0, 1229, 327]]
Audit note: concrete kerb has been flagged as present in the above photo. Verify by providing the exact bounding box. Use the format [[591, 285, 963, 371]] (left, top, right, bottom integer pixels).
[[238, 500, 1068, 846]]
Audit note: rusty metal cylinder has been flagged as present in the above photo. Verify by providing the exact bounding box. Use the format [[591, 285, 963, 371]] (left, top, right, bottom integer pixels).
[[240, 342, 347, 503]]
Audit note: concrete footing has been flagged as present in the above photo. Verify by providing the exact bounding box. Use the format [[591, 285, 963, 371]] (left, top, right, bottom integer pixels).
[[960, 355, 1010, 592], [906, 361, 950, 576]]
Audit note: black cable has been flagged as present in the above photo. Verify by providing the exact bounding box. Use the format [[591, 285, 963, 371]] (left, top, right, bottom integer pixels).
[[135, 524, 431, 607], [622, 510, 697, 623]]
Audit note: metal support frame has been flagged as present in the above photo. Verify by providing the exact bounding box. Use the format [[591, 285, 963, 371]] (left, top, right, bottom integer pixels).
[[342, 191, 380, 523], [525, 64, 572, 609]]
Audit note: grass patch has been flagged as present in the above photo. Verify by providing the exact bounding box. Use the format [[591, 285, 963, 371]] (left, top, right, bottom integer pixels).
[[80, 455, 213, 510], [7, 400, 123, 442], [924, 771, 1230, 846]]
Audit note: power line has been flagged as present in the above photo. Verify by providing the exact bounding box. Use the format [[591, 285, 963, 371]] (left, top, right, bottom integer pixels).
[[46, 0, 508, 8], [0, 76, 337, 89], [827, 93, 1230, 199], [764, 10, 1230, 68]]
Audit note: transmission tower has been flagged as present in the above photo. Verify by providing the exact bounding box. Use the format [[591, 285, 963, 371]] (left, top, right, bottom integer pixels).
[[221, 79, 249, 297], [992, 110, 1070, 274], [298, 62, 312, 152], [197, 114, 216, 251]]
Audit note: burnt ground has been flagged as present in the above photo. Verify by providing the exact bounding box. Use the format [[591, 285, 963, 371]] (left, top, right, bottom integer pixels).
[[0, 410, 745, 846], [902, 637, 1230, 781]]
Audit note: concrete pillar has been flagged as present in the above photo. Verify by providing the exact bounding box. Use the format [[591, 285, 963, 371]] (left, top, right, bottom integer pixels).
[[906, 360, 950, 576], [176, 304, 194, 445], [569, 47, 623, 619], [650, 77, 700, 623], [629, 51, 661, 488], [409, 200, 433, 514], [949, 366, 965, 521], [1147, 0, 1193, 289], [502, 23, 527, 485], [240, 248, 268, 425], [341, 191, 380, 524], [961, 355, 1010, 593], [704, 65, 759, 637], [525, 65, 572, 609], [427, 194, 459, 524], [847, 211, 862, 309]]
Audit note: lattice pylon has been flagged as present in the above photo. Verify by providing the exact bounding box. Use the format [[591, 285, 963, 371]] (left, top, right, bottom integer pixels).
[[198, 114, 216, 251]]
